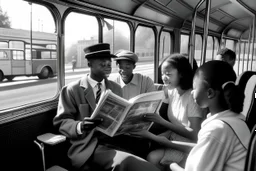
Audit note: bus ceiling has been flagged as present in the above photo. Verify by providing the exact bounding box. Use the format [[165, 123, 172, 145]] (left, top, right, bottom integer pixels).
[[58, 0, 256, 39]]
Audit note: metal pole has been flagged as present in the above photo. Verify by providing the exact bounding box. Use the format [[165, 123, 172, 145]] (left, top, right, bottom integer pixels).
[[201, 0, 211, 65], [247, 24, 252, 70], [251, 17, 255, 70], [162, 36, 165, 60], [113, 20, 115, 53], [188, 0, 205, 68], [237, 40, 241, 74], [30, 3, 32, 60]]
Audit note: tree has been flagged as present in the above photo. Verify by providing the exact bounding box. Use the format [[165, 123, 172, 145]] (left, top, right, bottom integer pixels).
[[0, 7, 11, 28]]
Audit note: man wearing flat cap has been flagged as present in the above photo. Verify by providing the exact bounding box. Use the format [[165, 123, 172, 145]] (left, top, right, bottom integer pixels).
[[54, 43, 160, 171], [113, 50, 155, 100]]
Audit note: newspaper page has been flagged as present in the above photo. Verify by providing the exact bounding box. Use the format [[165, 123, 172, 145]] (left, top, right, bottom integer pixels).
[[90, 90, 164, 137], [90, 90, 130, 137], [115, 90, 164, 136]]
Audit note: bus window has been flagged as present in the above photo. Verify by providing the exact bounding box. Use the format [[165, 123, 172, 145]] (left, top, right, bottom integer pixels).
[[195, 34, 202, 66], [135, 26, 155, 80], [103, 19, 130, 54], [64, 12, 98, 85], [9, 41, 24, 49], [0, 51, 8, 59], [226, 39, 235, 51], [206, 36, 213, 62], [159, 31, 171, 64], [0, 0, 57, 112], [213, 37, 219, 59], [180, 34, 189, 54], [12, 50, 24, 60]]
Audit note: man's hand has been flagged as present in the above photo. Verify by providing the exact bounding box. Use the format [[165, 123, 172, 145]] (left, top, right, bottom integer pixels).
[[81, 118, 103, 132]]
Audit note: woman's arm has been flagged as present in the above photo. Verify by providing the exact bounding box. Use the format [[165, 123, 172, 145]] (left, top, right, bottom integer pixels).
[[150, 133, 196, 153], [158, 117, 203, 142]]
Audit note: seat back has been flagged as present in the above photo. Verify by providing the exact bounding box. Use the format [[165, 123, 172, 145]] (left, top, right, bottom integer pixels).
[[235, 71, 256, 93], [241, 75, 256, 131], [244, 124, 256, 171]]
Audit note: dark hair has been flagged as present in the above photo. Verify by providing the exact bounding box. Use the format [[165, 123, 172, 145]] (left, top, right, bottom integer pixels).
[[217, 48, 236, 61], [158, 54, 198, 84], [162, 53, 193, 90], [195, 60, 244, 113]]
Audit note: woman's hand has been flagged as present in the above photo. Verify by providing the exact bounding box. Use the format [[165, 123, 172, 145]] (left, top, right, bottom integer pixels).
[[143, 113, 165, 125], [128, 130, 156, 140]]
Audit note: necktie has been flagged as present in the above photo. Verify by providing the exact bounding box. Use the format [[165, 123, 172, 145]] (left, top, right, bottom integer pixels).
[[95, 82, 101, 103]]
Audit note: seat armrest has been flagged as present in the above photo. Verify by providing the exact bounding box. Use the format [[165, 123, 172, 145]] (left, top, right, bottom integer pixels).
[[37, 133, 66, 146]]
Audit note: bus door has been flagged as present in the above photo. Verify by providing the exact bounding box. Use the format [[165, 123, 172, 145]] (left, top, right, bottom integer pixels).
[[11, 50, 26, 75]]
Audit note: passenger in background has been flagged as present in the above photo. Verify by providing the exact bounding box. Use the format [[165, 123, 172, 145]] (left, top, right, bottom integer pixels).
[[53, 43, 161, 171], [130, 54, 206, 170], [113, 50, 155, 100], [170, 60, 250, 171], [215, 47, 236, 67]]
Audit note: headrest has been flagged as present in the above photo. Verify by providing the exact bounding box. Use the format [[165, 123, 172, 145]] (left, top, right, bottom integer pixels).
[[242, 75, 256, 117], [84, 43, 116, 59]]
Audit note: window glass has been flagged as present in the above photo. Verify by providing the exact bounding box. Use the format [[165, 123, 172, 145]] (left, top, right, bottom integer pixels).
[[206, 36, 213, 62], [213, 37, 219, 59], [102, 19, 130, 77], [195, 34, 202, 66], [64, 12, 98, 85], [12, 51, 24, 60], [103, 19, 130, 54], [134, 26, 155, 80], [225, 39, 235, 51], [180, 34, 189, 54], [0, 0, 57, 112], [159, 31, 171, 64], [0, 51, 7, 59]]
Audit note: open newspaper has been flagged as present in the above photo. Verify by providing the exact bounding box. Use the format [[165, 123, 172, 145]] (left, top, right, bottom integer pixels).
[[90, 89, 164, 137]]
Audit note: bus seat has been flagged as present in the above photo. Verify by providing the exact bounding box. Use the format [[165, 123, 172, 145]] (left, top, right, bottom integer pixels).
[[235, 71, 256, 93], [154, 83, 164, 91], [244, 124, 256, 171], [242, 75, 256, 131], [34, 133, 70, 171]]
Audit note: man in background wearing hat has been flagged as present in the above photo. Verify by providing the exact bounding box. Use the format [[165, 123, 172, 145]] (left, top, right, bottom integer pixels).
[[113, 50, 155, 100], [53, 43, 160, 171]]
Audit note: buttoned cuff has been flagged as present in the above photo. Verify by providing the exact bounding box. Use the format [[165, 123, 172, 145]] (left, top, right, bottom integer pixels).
[[77, 121, 83, 135]]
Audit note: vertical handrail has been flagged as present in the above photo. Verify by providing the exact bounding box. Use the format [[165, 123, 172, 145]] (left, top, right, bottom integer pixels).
[[251, 17, 255, 70], [188, 0, 205, 69], [247, 23, 252, 70], [237, 39, 241, 75], [201, 0, 211, 65]]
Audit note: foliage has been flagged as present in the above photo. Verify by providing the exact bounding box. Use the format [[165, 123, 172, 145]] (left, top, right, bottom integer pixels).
[[0, 7, 11, 28]]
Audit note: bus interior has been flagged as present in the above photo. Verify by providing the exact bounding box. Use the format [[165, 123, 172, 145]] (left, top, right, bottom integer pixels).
[[0, 0, 256, 171]]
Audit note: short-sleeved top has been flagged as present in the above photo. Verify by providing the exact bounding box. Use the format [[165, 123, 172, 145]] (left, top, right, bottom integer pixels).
[[185, 110, 250, 171], [166, 88, 204, 127], [114, 73, 155, 100]]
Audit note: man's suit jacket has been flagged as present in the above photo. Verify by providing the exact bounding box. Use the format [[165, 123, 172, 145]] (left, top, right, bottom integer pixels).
[[53, 75, 123, 169]]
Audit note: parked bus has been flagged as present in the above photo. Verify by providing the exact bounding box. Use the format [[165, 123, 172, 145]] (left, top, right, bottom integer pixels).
[[0, 44, 57, 81], [0, 0, 256, 171]]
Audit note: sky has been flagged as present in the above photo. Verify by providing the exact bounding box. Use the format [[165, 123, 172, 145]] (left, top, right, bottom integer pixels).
[[0, 0, 130, 47]]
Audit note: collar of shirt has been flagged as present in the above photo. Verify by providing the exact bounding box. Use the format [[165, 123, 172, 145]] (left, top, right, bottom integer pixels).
[[119, 74, 139, 88], [202, 109, 245, 128], [87, 75, 105, 95]]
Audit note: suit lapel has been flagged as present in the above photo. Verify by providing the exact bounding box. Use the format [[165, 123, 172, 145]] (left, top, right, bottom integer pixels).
[[80, 75, 96, 111]]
